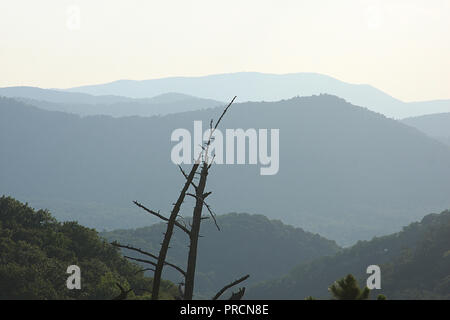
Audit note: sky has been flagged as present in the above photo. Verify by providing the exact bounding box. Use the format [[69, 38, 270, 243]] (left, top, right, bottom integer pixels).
[[0, 0, 449, 102]]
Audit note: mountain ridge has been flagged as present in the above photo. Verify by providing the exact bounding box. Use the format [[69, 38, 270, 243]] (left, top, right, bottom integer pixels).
[[402, 112, 450, 146], [0, 87, 223, 117], [64, 72, 449, 118], [2, 95, 450, 245]]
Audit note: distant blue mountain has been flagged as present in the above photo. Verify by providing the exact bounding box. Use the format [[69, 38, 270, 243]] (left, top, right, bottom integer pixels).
[[65, 72, 450, 118], [0, 86, 130, 104], [0, 87, 223, 117]]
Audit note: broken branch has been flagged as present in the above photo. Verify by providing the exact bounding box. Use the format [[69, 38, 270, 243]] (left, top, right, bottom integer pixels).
[[124, 255, 186, 277], [212, 275, 250, 300], [133, 200, 191, 235], [186, 193, 220, 231], [112, 242, 185, 277]]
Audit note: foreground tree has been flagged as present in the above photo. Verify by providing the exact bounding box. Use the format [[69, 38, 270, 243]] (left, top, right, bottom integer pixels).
[[306, 274, 387, 300], [113, 97, 250, 300], [328, 274, 370, 300]]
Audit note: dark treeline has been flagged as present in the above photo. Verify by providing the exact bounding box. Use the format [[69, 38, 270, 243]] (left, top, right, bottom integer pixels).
[[248, 209, 450, 300], [0, 196, 177, 299]]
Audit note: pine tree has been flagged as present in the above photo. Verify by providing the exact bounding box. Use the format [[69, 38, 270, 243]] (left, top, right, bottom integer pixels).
[[328, 274, 370, 300]]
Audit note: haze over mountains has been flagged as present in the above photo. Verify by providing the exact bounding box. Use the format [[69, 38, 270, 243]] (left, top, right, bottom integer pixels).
[[402, 113, 450, 146], [0, 86, 222, 118], [64, 72, 450, 119], [2, 95, 450, 245], [2, 72, 450, 119]]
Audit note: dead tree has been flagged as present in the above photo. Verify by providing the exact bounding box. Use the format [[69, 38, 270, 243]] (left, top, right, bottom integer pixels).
[[183, 162, 209, 299], [113, 96, 249, 300], [147, 162, 198, 300], [183, 96, 235, 299]]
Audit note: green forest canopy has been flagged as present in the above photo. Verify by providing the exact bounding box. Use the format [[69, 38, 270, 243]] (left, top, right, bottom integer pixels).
[[101, 212, 340, 298], [248, 209, 450, 300], [0, 196, 177, 300]]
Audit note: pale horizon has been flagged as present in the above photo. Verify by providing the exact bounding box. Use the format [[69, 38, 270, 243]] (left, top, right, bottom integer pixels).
[[1, 0, 449, 102]]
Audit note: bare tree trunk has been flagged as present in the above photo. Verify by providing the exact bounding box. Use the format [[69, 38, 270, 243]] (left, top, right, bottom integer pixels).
[[183, 96, 236, 300], [116, 96, 239, 300], [184, 162, 208, 300], [151, 163, 198, 300]]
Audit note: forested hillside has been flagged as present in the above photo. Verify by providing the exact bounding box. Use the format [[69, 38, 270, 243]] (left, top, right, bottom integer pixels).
[[101, 213, 339, 298], [0, 196, 177, 299], [3, 96, 450, 245], [248, 210, 450, 300]]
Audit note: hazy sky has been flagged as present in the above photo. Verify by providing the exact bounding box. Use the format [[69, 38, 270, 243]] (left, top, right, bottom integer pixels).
[[0, 0, 449, 101]]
